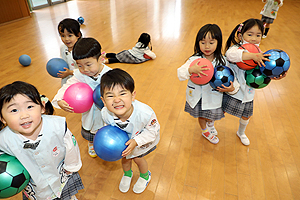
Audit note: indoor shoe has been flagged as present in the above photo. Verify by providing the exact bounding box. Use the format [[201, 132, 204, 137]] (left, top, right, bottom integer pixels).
[[119, 173, 133, 193], [202, 131, 219, 144], [262, 35, 267, 39], [133, 171, 151, 194], [207, 123, 218, 136], [88, 142, 97, 158], [237, 132, 250, 146]]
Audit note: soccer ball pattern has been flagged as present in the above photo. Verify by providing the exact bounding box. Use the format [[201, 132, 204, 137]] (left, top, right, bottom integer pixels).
[[260, 49, 290, 78], [0, 153, 30, 198], [209, 66, 234, 89], [245, 66, 271, 89]]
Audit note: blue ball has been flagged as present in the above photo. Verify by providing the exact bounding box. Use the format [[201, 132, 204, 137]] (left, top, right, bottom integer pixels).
[[19, 54, 31, 66], [260, 49, 290, 78], [46, 58, 69, 78], [209, 65, 234, 89], [77, 16, 84, 25], [93, 125, 129, 162], [93, 84, 104, 109]]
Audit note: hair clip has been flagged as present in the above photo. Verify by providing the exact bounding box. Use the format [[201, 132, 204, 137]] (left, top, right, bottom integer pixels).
[[237, 23, 244, 32], [40, 95, 49, 104]]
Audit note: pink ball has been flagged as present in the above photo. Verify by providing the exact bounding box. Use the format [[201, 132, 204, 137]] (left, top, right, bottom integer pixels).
[[189, 58, 214, 85], [63, 83, 94, 113]]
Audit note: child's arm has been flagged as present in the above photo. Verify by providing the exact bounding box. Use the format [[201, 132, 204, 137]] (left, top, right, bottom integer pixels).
[[57, 68, 74, 79], [62, 128, 82, 173], [177, 59, 209, 81], [242, 52, 270, 67], [122, 113, 160, 157], [144, 49, 156, 59], [216, 77, 240, 94]]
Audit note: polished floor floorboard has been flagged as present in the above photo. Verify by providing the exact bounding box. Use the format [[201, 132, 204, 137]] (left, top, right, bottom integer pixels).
[[1, 0, 300, 199]]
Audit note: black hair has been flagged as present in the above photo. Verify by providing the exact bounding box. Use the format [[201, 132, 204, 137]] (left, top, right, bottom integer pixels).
[[225, 18, 264, 51], [58, 18, 82, 38], [72, 37, 102, 60], [193, 24, 226, 66], [100, 68, 135, 97], [0, 81, 54, 129], [137, 33, 152, 50]]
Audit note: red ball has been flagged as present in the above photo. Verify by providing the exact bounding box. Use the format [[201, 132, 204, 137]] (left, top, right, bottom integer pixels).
[[189, 58, 214, 85], [236, 43, 261, 70], [63, 83, 94, 113]]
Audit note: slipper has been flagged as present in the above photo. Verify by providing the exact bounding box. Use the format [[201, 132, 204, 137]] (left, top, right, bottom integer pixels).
[[202, 131, 219, 144]]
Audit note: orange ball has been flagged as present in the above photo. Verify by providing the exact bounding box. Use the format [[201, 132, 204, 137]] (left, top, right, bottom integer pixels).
[[236, 43, 261, 70]]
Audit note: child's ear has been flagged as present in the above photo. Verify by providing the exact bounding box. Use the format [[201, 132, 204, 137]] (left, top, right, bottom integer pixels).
[[41, 102, 46, 114], [101, 97, 106, 107], [0, 117, 6, 125], [238, 33, 242, 41], [131, 91, 136, 101]]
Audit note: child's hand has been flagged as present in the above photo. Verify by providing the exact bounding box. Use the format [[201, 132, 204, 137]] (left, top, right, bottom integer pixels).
[[189, 61, 209, 78], [57, 68, 73, 78], [57, 100, 74, 113], [252, 53, 270, 67], [216, 81, 235, 93], [122, 139, 137, 157], [271, 71, 287, 80]]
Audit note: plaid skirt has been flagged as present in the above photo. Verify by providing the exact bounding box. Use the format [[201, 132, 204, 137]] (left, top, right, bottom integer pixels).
[[22, 172, 84, 200], [222, 93, 253, 118], [261, 15, 274, 24], [184, 99, 224, 121], [116, 50, 145, 64], [81, 127, 95, 142]]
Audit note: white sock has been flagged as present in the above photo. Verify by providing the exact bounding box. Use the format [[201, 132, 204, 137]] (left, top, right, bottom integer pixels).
[[207, 121, 214, 127], [238, 118, 249, 135]]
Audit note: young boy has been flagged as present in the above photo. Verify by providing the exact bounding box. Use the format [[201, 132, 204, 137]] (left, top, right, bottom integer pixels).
[[52, 37, 111, 158], [100, 68, 160, 194], [260, 0, 283, 38]]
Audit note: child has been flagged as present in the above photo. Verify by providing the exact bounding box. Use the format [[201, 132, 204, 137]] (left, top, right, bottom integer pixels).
[[100, 68, 160, 194], [224, 18, 285, 145], [103, 33, 156, 64], [177, 24, 237, 144], [0, 81, 83, 200], [52, 37, 111, 158], [260, 0, 283, 38], [58, 18, 82, 86]]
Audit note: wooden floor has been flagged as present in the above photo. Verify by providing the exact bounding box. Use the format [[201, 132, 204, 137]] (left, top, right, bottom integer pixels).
[[1, 0, 300, 199]]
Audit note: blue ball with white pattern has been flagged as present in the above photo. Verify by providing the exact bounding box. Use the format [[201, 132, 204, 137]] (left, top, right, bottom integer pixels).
[[77, 17, 84, 25], [209, 65, 234, 89], [260, 49, 290, 78]]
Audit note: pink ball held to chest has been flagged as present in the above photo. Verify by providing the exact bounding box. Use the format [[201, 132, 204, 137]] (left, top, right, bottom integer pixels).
[[63, 82, 94, 113], [189, 58, 214, 85]]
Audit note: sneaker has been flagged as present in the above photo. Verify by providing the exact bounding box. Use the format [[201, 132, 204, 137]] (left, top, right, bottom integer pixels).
[[119, 172, 133, 193], [236, 132, 250, 146], [202, 131, 219, 144], [133, 171, 151, 194], [207, 123, 218, 136], [262, 35, 267, 39], [88, 142, 97, 158]]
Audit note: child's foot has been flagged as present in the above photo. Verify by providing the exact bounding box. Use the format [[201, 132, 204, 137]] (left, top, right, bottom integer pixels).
[[262, 35, 267, 39], [236, 132, 250, 146], [88, 142, 97, 158], [133, 171, 151, 194], [207, 123, 218, 136], [119, 172, 133, 193], [70, 195, 78, 200], [202, 131, 219, 144]]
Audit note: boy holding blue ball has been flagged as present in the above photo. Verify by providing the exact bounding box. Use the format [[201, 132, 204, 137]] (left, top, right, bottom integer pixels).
[[100, 68, 160, 194]]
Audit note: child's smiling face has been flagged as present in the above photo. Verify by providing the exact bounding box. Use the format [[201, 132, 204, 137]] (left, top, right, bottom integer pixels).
[[101, 84, 136, 122], [240, 25, 262, 45], [1, 94, 44, 138]]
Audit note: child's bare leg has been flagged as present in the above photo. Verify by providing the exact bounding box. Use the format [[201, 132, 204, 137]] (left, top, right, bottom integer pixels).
[[119, 157, 133, 193], [133, 157, 151, 194], [122, 157, 132, 171], [133, 157, 148, 174]]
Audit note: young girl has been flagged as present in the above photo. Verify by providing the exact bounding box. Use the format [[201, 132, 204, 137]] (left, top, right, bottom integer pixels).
[[224, 18, 285, 145], [58, 18, 82, 86], [103, 33, 156, 64], [52, 37, 111, 158], [177, 24, 236, 144], [0, 81, 83, 200]]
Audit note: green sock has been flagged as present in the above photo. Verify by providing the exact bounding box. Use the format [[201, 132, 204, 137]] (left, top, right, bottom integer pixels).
[[140, 171, 149, 180], [124, 169, 132, 177]]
